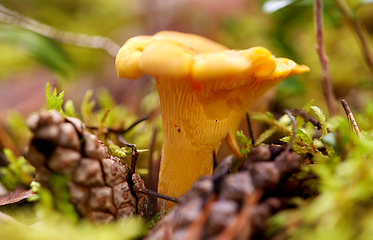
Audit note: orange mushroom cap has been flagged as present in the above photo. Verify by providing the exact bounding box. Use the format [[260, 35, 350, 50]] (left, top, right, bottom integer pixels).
[[115, 31, 309, 208]]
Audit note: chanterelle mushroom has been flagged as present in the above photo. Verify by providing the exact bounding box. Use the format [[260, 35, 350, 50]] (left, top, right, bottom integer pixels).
[[115, 31, 309, 208]]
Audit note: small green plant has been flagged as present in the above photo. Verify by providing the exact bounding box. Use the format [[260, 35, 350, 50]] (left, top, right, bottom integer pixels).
[[266, 97, 373, 239], [250, 111, 292, 145], [147, 209, 170, 229], [45, 82, 65, 113], [108, 143, 128, 158], [64, 99, 76, 117], [81, 89, 96, 124], [235, 130, 252, 158], [0, 148, 34, 190]]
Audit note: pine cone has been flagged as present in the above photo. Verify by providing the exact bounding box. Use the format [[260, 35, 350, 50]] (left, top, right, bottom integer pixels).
[[146, 145, 303, 240], [24, 110, 148, 223]]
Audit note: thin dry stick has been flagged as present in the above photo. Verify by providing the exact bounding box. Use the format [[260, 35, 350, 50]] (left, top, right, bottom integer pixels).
[[148, 127, 158, 215], [291, 109, 322, 130], [0, 4, 120, 57], [334, 0, 373, 77], [132, 185, 178, 203], [116, 134, 139, 176], [88, 117, 148, 175], [246, 112, 255, 146], [86, 117, 148, 134], [341, 99, 362, 138], [314, 0, 337, 117], [315, 0, 349, 158], [123, 117, 149, 133], [160, 200, 166, 218]]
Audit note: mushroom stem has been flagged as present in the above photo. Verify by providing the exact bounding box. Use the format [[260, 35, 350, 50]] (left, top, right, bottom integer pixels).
[[155, 77, 247, 208], [155, 77, 216, 204], [158, 137, 215, 204]]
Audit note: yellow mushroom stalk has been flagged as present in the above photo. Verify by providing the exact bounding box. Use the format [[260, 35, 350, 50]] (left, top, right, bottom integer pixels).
[[115, 31, 309, 207]]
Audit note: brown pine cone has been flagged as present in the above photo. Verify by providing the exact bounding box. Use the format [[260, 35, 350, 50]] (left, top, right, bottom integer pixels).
[[145, 145, 303, 240], [24, 110, 148, 223]]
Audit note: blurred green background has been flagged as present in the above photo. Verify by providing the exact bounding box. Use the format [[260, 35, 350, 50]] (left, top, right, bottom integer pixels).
[[0, 0, 372, 153]]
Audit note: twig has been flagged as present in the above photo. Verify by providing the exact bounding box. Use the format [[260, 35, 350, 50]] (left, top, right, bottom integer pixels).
[[116, 134, 139, 176], [285, 110, 297, 153], [86, 117, 148, 134], [160, 200, 166, 218], [334, 0, 373, 77], [88, 116, 148, 175], [291, 109, 322, 130], [341, 99, 361, 138], [132, 185, 178, 203], [314, 0, 337, 116], [0, 4, 120, 57], [124, 117, 149, 133], [246, 112, 255, 146], [148, 127, 159, 216], [148, 127, 158, 192]]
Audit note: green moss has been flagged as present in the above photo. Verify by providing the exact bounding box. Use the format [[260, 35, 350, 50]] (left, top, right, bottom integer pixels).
[[0, 148, 34, 191], [46, 82, 65, 113]]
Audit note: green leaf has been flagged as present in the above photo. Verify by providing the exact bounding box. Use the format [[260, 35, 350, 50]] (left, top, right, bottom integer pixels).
[[81, 89, 96, 124], [0, 25, 73, 78], [256, 127, 277, 145], [1, 148, 34, 190], [303, 99, 316, 113], [45, 82, 65, 112], [295, 129, 318, 154], [265, 112, 276, 121], [281, 129, 318, 155], [262, 0, 303, 13], [296, 129, 315, 147], [321, 133, 337, 149], [251, 111, 292, 135], [311, 106, 327, 136], [251, 111, 276, 123], [64, 100, 76, 117], [311, 106, 336, 156], [324, 144, 336, 157], [99, 109, 111, 130]]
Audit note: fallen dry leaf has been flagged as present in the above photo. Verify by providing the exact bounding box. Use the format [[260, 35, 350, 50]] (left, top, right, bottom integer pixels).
[[0, 189, 34, 206]]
